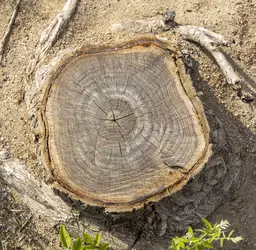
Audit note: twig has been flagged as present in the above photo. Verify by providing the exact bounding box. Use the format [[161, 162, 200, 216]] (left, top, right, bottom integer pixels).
[[27, 0, 79, 75], [0, 0, 21, 65], [127, 230, 142, 250], [19, 215, 33, 232]]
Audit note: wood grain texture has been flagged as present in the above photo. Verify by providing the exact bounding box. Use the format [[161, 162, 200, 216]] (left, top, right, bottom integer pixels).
[[39, 37, 211, 212]]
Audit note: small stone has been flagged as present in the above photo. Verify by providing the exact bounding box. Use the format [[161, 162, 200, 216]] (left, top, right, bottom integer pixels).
[[252, 170, 256, 177], [0, 150, 10, 160]]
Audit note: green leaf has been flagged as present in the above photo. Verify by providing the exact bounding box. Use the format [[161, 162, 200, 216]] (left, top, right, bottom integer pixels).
[[60, 225, 71, 249], [179, 237, 189, 243], [178, 240, 185, 248], [72, 238, 82, 250], [94, 233, 101, 246], [171, 238, 179, 249], [191, 238, 200, 243], [99, 243, 109, 250], [227, 230, 234, 239], [196, 229, 207, 234], [215, 230, 221, 238], [196, 245, 205, 250], [83, 233, 93, 244], [202, 218, 212, 230], [174, 238, 180, 244], [220, 238, 224, 247], [209, 231, 219, 241], [188, 226, 194, 238], [202, 241, 213, 248], [231, 236, 243, 243], [83, 245, 95, 250]]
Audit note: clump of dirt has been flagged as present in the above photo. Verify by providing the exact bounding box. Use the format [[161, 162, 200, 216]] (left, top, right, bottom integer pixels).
[[0, 0, 255, 249]]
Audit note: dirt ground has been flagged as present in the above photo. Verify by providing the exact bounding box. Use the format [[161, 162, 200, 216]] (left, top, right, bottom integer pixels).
[[0, 0, 256, 249]]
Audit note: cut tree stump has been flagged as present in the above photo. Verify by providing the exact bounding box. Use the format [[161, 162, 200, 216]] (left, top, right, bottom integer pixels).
[[38, 37, 212, 212], [1, 7, 247, 248]]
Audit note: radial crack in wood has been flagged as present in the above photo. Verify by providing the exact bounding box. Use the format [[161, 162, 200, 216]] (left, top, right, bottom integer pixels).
[[39, 37, 212, 212]]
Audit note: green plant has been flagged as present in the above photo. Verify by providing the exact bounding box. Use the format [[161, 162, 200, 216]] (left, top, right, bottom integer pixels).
[[60, 219, 243, 250], [170, 218, 243, 250], [59, 225, 109, 250]]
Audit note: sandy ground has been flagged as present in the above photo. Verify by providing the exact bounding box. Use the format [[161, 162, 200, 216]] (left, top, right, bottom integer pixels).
[[0, 0, 256, 249]]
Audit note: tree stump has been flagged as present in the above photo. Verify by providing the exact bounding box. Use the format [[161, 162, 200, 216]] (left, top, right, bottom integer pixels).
[[38, 37, 211, 212]]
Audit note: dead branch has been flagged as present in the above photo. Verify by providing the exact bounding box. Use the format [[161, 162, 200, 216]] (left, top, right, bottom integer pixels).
[[0, 0, 21, 65], [27, 0, 79, 75], [175, 25, 239, 84], [175, 25, 254, 102], [111, 14, 255, 102]]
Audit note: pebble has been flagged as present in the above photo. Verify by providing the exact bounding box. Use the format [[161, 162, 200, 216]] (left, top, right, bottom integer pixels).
[[240, 213, 248, 223], [0, 150, 10, 160]]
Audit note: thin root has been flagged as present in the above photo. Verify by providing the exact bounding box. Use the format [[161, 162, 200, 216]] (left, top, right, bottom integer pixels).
[[0, 0, 22, 65], [26, 0, 79, 76]]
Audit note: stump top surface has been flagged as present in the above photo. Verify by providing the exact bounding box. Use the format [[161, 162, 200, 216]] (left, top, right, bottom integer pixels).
[[40, 37, 211, 211]]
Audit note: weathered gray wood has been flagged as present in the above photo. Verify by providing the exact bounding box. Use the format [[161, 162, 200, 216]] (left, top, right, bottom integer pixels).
[[0, 150, 72, 223], [39, 38, 211, 212], [27, 0, 79, 75]]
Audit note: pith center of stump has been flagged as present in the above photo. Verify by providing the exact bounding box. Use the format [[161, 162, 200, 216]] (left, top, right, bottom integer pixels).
[[40, 38, 211, 212], [106, 99, 135, 124], [96, 99, 136, 166]]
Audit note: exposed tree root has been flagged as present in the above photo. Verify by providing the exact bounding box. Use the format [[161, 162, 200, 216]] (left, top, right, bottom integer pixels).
[[0, 150, 132, 249], [0, 150, 73, 223], [0, 0, 22, 65], [175, 25, 255, 102], [111, 13, 255, 102], [26, 0, 79, 76]]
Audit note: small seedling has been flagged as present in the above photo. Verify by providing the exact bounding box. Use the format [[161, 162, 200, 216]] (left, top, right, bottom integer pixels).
[[170, 218, 243, 250], [59, 225, 109, 250], [60, 218, 242, 250]]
